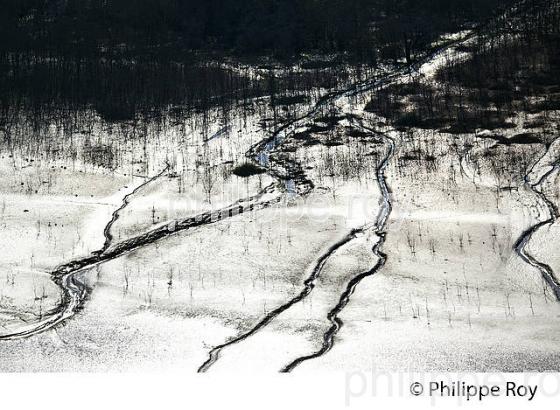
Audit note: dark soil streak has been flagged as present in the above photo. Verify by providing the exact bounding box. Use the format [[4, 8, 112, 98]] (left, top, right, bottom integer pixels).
[[0, 183, 281, 340], [514, 144, 560, 301], [101, 163, 170, 253], [281, 123, 395, 372], [197, 228, 364, 373]]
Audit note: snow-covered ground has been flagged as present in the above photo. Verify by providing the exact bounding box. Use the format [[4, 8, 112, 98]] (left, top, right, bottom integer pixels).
[[0, 28, 559, 372]]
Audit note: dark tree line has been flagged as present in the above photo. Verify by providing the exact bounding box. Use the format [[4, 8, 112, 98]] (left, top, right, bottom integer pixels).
[[0, 0, 526, 129], [1, 0, 517, 62]]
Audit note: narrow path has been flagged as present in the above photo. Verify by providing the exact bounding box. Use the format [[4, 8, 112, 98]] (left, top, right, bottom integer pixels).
[[0, 183, 281, 340], [281, 122, 395, 372], [197, 228, 364, 372], [514, 142, 560, 301], [101, 163, 170, 253]]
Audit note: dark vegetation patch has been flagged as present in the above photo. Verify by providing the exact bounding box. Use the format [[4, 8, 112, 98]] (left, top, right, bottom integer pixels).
[[232, 163, 266, 178], [292, 132, 313, 141], [437, 36, 560, 110], [94, 100, 137, 123], [529, 99, 560, 113], [393, 114, 450, 131], [454, 44, 476, 53], [365, 98, 406, 117], [398, 150, 439, 170], [291, 132, 322, 147], [307, 124, 335, 134], [314, 115, 347, 127], [0, 60, 262, 124], [365, 1, 560, 137], [282, 145, 299, 153], [274, 95, 308, 106], [478, 132, 542, 146], [346, 128, 370, 139], [401, 153, 422, 161], [301, 138, 321, 147], [442, 116, 516, 134], [506, 133, 542, 145]]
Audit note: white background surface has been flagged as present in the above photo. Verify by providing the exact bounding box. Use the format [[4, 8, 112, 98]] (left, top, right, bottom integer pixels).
[[1, 372, 559, 409]]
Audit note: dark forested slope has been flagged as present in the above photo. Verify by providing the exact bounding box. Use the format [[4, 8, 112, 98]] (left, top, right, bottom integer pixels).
[[2, 0, 516, 61]]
